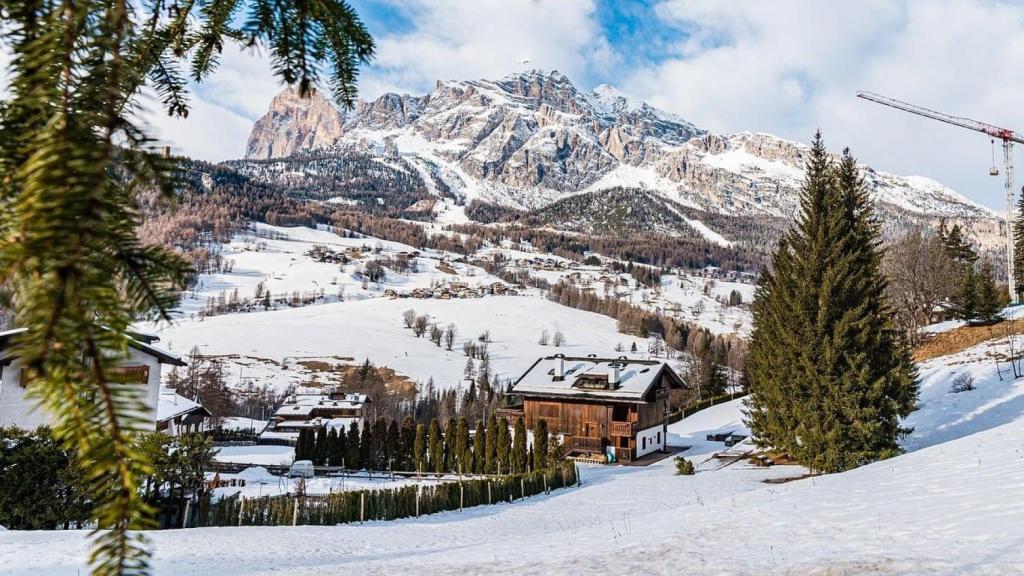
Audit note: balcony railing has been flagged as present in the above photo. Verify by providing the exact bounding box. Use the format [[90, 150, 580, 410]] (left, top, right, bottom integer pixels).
[[567, 436, 604, 453], [610, 421, 636, 437]]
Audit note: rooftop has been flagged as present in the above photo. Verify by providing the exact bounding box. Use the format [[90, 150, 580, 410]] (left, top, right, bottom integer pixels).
[[510, 355, 685, 402]]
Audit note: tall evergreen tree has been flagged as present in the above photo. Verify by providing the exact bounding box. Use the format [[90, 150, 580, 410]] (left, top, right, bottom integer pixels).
[[485, 414, 498, 474], [385, 420, 401, 470], [400, 416, 417, 470], [428, 419, 444, 475], [473, 420, 486, 474], [413, 424, 427, 474], [346, 422, 361, 469], [373, 418, 388, 470], [974, 259, 1002, 324], [511, 419, 528, 474], [443, 417, 458, 473], [533, 419, 549, 471], [359, 421, 373, 470], [1015, 193, 1024, 301], [746, 134, 918, 473], [957, 265, 978, 321], [313, 426, 328, 465], [328, 426, 346, 467], [454, 418, 471, 474], [495, 418, 511, 475]]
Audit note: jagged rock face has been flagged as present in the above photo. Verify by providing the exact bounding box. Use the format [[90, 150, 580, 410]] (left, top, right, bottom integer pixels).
[[244, 70, 997, 226], [245, 88, 347, 159]]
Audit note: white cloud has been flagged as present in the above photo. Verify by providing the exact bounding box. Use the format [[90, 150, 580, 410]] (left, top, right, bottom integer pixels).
[[137, 89, 253, 162], [625, 0, 1024, 210], [358, 0, 610, 98]]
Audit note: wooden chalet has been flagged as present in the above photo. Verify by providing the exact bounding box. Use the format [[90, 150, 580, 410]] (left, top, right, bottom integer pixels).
[[505, 354, 686, 463]]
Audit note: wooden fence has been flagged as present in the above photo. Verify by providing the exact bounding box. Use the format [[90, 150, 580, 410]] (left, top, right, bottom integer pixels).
[[194, 461, 579, 527]]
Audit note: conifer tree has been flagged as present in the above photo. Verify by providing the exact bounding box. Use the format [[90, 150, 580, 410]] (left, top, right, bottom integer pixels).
[[533, 419, 549, 471], [495, 418, 511, 475], [359, 421, 373, 470], [746, 134, 918, 473], [328, 426, 346, 467], [485, 414, 498, 473], [974, 259, 1002, 324], [346, 422, 361, 469], [511, 419, 528, 474], [428, 419, 444, 475], [314, 426, 328, 465], [373, 418, 388, 470], [1014, 193, 1024, 301], [443, 417, 458, 472], [957, 265, 978, 321], [400, 416, 417, 470], [473, 420, 486, 474], [295, 428, 313, 461], [413, 424, 427, 474], [454, 418, 471, 474], [385, 420, 401, 470]]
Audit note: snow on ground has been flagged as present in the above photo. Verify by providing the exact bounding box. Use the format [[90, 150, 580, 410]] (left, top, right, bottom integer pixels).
[[211, 467, 448, 500], [218, 417, 267, 432], [214, 445, 294, 466], [6, 386, 1023, 575], [150, 295, 657, 392]]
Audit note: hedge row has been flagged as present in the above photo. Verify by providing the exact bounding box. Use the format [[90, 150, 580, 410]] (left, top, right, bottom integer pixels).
[[197, 460, 578, 527]]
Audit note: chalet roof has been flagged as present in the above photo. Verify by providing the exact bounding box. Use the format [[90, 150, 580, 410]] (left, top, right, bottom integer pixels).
[[0, 327, 185, 366], [274, 392, 368, 417], [157, 388, 211, 422], [510, 355, 686, 403]]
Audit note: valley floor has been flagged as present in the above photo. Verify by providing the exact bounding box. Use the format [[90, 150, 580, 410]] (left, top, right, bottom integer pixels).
[[3, 396, 1022, 576]]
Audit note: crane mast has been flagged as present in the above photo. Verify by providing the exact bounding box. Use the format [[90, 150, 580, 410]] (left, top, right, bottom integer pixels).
[[857, 91, 1021, 303]]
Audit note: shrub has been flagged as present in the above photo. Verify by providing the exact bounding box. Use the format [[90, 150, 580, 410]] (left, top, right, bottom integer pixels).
[[674, 456, 695, 476], [949, 373, 975, 394]]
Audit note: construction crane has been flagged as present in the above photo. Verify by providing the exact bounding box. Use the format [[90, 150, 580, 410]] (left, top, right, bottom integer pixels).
[[857, 90, 1024, 302]]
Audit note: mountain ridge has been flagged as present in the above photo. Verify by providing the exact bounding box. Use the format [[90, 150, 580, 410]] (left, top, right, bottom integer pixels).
[[244, 69, 1000, 246]]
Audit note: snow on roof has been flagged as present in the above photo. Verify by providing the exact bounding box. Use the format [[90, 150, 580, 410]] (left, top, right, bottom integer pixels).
[[511, 355, 683, 402], [275, 404, 316, 417], [157, 388, 207, 422]]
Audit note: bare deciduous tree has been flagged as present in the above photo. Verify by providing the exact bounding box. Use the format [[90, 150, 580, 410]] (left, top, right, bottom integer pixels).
[[444, 324, 457, 350], [883, 226, 959, 345], [403, 308, 417, 329], [413, 315, 430, 337], [552, 330, 566, 347]]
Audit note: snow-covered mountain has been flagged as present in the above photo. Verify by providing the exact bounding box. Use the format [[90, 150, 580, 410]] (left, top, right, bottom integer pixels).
[[245, 70, 997, 226]]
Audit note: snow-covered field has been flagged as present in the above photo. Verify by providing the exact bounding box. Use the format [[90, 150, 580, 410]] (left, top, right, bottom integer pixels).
[[4, 388, 1022, 575], [214, 445, 294, 466]]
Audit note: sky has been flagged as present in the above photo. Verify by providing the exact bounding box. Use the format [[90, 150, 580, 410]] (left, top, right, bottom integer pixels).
[[9, 0, 1023, 211]]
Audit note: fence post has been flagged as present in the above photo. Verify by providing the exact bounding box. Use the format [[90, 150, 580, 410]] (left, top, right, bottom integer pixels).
[[576, 464, 581, 487], [543, 474, 548, 495], [292, 498, 299, 526], [459, 482, 464, 512], [238, 497, 245, 526], [520, 478, 525, 500], [487, 481, 492, 505], [416, 485, 420, 518], [183, 500, 191, 529], [360, 492, 365, 524]]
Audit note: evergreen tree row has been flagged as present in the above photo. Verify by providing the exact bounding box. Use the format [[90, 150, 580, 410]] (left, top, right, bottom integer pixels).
[[293, 416, 556, 475]]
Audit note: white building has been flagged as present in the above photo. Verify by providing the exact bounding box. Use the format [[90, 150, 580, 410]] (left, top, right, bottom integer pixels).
[[261, 389, 369, 445], [157, 388, 212, 436], [0, 328, 187, 431]]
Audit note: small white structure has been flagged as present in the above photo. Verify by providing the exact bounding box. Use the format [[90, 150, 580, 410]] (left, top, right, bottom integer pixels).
[[157, 388, 212, 436], [0, 328, 186, 431]]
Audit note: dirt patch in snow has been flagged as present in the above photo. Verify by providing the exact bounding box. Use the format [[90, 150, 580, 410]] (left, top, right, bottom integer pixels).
[[914, 318, 1024, 363]]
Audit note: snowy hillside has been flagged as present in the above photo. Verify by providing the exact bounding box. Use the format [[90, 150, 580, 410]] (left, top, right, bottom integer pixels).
[[146, 223, 748, 392], [6, 341, 1024, 575]]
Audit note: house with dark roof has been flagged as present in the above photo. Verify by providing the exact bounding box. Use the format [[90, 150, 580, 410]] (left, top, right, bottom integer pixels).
[[0, 327, 187, 431], [505, 354, 686, 463]]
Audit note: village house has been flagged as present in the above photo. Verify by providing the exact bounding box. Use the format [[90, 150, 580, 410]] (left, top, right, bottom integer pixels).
[[503, 354, 686, 463], [260, 388, 370, 445], [0, 328, 188, 432], [156, 388, 212, 436]]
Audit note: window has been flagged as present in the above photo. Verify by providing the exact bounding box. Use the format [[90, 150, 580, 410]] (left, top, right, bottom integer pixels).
[[642, 436, 646, 449], [657, 432, 661, 444], [109, 365, 150, 384]]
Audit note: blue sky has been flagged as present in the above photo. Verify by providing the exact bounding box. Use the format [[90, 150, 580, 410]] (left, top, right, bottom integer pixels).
[[145, 0, 1024, 212]]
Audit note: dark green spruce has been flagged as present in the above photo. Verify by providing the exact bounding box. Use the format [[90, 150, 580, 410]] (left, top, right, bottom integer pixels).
[[745, 132, 919, 473]]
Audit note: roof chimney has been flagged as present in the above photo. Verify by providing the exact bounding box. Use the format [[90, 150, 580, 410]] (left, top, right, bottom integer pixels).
[[608, 362, 620, 388], [553, 354, 565, 381]]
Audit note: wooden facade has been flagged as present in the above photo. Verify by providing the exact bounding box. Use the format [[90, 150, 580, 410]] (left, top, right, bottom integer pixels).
[[511, 364, 683, 462]]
